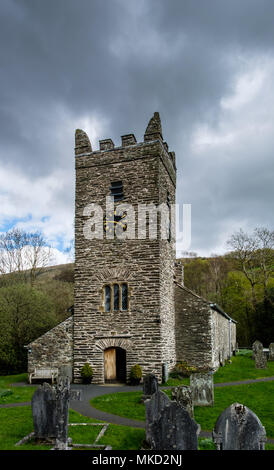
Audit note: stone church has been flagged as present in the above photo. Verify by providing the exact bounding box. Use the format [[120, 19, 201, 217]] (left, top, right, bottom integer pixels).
[[27, 112, 236, 384]]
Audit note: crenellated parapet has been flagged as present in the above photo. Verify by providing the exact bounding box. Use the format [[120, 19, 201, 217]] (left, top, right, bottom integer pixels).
[[74, 113, 176, 175]]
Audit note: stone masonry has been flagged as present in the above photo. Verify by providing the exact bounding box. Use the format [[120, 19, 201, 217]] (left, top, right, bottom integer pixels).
[[73, 112, 177, 383], [175, 283, 236, 371], [27, 317, 73, 375]]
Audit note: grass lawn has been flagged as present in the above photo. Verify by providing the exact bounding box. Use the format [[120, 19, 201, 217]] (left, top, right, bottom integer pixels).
[[1, 353, 274, 450], [91, 381, 274, 437], [213, 351, 274, 383], [90, 352, 274, 440], [0, 406, 146, 450], [0, 373, 36, 405]]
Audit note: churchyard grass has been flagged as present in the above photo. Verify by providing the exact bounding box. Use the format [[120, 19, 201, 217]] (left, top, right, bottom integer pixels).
[[0, 373, 36, 405], [0, 406, 146, 450], [194, 381, 274, 438], [1, 352, 274, 450], [213, 351, 274, 383], [90, 352, 274, 440], [162, 351, 274, 387], [91, 381, 274, 438]]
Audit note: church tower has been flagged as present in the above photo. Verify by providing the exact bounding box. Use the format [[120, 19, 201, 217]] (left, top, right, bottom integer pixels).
[[73, 112, 177, 383]]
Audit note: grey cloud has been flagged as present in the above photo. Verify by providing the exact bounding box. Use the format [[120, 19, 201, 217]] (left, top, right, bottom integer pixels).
[[0, 0, 274, 253]]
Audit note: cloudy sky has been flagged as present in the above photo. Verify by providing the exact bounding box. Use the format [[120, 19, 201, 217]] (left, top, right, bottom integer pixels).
[[1, 0, 274, 261]]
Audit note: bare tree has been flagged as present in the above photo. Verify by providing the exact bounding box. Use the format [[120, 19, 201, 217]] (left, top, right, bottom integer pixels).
[[208, 254, 230, 304], [254, 227, 274, 303], [227, 227, 274, 310], [0, 228, 53, 284], [227, 228, 260, 310]]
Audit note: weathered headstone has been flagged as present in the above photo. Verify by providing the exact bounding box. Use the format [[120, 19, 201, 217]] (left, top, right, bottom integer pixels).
[[255, 349, 267, 369], [142, 373, 158, 401], [31, 382, 57, 442], [253, 340, 267, 369], [145, 390, 170, 446], [268, 343, 274, 361], [171, 385, 194, 419], [190, 372, 214, 406], [252, 340, 263, 359], [31, 378, 82, 449], [212, 403, 267, 450], [150, 401, 199, 450], [54, 377, 71, 450]]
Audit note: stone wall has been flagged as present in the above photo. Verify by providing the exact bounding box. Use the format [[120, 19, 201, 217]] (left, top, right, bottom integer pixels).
[[211, 308, 237, 369], [27, 316, 73, 375], [175, 283, 237, 371], [175, 283, 213, 370]]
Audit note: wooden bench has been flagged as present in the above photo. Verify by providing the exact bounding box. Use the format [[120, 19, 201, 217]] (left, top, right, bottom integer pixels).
[[29, 367, 58, 384]]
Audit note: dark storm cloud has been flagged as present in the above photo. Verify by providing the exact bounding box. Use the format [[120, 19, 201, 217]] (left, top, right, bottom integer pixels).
[[1, 0, 274, 254]]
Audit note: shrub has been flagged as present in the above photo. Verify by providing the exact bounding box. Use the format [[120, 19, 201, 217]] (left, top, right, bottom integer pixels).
[[170, 361, 198, 378], [80, 363, 93, 384], [129, 364, 142, 385]]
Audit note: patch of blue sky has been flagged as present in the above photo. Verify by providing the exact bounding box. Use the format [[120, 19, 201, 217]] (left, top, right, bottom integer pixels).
[[0, 214, 32, 232]]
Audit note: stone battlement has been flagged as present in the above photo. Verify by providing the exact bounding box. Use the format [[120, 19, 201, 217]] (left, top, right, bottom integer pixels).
[[74, 112, 176, 171]]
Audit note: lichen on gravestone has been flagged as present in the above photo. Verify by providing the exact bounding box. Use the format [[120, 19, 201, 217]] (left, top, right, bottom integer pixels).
[[212, 403, 267, 450]]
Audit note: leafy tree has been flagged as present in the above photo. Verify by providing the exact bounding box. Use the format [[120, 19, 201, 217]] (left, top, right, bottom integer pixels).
[[37, 279, 74, 323], [183, 258, 210, 297], [0, 283, 56, 373]]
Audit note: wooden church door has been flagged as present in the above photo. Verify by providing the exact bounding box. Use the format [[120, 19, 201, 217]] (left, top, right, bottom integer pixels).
[[104, 348, 116, 381]]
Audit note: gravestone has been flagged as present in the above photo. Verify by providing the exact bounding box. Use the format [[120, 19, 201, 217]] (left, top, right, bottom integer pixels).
[[190, 372, 214, 406], [31, 382, 57, 442], [268, 343, 274, 361], [253, 340, 267, 369], [252, 340, 263, 359], [54, 377, 71, 450], [171, 385, 194, 419], [145, 390, 171, 446], [212, 403, 267, 450], [31, 378, 82, 449], [150, 401, 199, 450], [255, 349, 267, 369], [142, 374, 158, 401]]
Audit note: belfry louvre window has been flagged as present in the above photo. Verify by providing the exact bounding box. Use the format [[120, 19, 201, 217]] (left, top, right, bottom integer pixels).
[[104, 283, 128, 312], [110, 181, 123, 201]]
